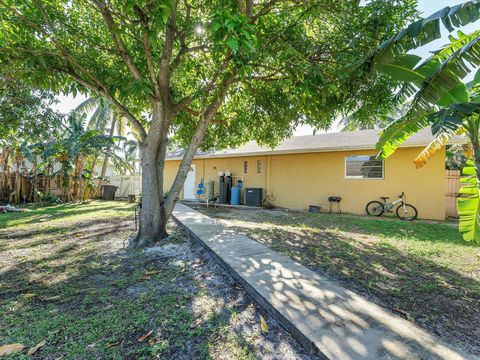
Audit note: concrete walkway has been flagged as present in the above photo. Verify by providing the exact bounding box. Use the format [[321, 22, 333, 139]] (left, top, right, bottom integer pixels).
[[172, 203, 477, 360]]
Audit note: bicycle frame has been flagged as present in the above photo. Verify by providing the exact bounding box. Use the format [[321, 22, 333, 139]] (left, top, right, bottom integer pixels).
[[382, 193, 405, 212]]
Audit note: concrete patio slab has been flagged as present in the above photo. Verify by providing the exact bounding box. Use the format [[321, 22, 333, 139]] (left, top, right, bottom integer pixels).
[[172, 203, 478, 360]]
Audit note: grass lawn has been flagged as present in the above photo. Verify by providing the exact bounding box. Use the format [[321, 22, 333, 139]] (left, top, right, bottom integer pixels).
[[195, 206, 480, 354], [0, 201, 310, 359]]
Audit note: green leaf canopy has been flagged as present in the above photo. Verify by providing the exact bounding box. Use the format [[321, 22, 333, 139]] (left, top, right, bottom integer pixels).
[[0, 0, 418, 149]]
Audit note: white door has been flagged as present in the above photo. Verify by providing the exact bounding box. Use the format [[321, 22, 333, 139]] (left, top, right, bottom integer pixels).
[[183, 165, 196, 200]]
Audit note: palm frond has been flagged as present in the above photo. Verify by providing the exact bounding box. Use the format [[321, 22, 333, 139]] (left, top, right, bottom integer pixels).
[[379, 102, 479, 163], [88, 104, 111, 131], [73, 97, 98, 116], [467, 67, 480, 93], [414, 135, 453, 169], [86, 106, 102, 130]]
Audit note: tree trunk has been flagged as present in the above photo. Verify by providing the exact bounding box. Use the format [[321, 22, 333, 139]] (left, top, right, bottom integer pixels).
[[135, 144, 163, 247], [101, 116, 117, 177], [132, 102, 165, 247], [132, 85, 230, 248]]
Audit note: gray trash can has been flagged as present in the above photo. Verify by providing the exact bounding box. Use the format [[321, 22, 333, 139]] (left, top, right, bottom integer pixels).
[[102, 185, 118, 200]]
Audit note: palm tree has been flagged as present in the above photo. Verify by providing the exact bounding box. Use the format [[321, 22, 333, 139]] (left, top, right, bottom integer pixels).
[[74, 97, 127, 177], [367, 1, 480, 242], [118, 139, 139, 175]]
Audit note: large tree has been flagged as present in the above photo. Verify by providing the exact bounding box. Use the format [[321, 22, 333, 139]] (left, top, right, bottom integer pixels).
[[0, 0, 417, 247]]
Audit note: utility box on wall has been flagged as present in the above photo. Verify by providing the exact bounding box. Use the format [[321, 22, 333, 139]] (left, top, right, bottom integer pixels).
[[245, 188, 263, 207]]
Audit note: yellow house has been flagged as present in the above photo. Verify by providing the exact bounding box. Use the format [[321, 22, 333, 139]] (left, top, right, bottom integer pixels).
[[164, 128, 464, 220]]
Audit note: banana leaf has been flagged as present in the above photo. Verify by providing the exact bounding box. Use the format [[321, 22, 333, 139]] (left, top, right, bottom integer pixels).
[[457, 160, 480, 243], [375, 1, 480, 65]]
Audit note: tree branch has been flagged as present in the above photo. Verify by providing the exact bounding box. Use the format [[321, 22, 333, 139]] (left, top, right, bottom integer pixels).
[[183, 107, 200, 116], [135, 5, 161, 98], [163, 78, 234, 217], [92, 0, 144, 81], [246, 0, 253, 17], [205, 54, 233, 96], [21, 0, 148, 141], [171, 44, 208, 71], [4, 0, 112, 99], [158, 0, 178, 106], [65, 67, 147, 141], [251, 0, 280, 21], [236, 0, 246, 14], [173, 95, 195, 114]]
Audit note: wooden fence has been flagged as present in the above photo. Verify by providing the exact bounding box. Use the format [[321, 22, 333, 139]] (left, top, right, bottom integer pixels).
[[445, 170, 461, 218], [0, 172, 143, 203], [0, 174, 64, 204]]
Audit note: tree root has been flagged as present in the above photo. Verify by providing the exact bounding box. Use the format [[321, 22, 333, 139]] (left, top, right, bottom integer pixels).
[[128, 229, 169, 248]]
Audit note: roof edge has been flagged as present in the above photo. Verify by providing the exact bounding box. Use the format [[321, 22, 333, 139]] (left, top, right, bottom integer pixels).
[[165, 137, 466, 161]]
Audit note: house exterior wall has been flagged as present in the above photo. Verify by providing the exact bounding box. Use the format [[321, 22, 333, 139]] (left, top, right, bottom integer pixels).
[[164, 146, 446, 220], [269, 147, 445, 220]]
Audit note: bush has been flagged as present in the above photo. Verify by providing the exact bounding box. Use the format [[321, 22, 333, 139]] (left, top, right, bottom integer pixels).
[[36, 190, 62, 204]]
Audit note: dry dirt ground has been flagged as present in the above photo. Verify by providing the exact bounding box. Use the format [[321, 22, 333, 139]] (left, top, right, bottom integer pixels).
[[195, 205, 480, 355], [0, 201, 313, 359]]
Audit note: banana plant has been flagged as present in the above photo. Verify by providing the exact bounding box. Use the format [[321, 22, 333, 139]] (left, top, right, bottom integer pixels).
[[57, 114, 121, 201], [458, 159, 480, 241], [366, 1, 480, 243]]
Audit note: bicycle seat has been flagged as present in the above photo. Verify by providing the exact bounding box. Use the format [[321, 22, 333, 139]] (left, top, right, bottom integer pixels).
[[380, 196, 390, 200]]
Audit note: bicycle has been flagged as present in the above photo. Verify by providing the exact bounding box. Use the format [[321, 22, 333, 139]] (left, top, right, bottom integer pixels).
[[366, 192, 418, 221]]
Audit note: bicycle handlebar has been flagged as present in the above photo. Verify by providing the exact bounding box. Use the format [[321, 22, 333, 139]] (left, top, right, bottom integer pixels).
[[398, 192, 405, 198]]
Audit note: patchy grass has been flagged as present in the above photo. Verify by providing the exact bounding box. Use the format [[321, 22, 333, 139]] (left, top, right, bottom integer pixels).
[[0, 201, 134, 230], [0, 201, 310, 359], [196, 206, 480, 354]]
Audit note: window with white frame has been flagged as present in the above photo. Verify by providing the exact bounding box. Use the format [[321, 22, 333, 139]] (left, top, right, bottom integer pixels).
[[257, 160, 262, 174], [345, 155, 384, 179]]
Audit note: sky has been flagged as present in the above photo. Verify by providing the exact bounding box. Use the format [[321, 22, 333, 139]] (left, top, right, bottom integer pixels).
[[51, 1, 479, 136]]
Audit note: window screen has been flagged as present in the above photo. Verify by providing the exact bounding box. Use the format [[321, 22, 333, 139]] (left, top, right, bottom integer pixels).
[[244, 161, 248, 174], [345, 155, 383, 179], [257, 160, 262, 174]]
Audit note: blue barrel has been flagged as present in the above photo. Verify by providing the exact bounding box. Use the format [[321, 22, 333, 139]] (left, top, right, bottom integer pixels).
[[230, 186, 241, 205]]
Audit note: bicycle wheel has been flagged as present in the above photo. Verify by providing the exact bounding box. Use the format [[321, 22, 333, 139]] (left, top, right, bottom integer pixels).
[[366, 201, 384, 216], [396, 203, 418, 221]]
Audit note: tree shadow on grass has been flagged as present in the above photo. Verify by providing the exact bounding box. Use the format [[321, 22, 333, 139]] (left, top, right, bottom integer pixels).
[[201, 207, 469, 246], [0, 201, 134, 229], [0, 216, 310, 359], [178, 209, 480, 359], [230, 223, 480, 355], [0, 218, 133, 251]]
